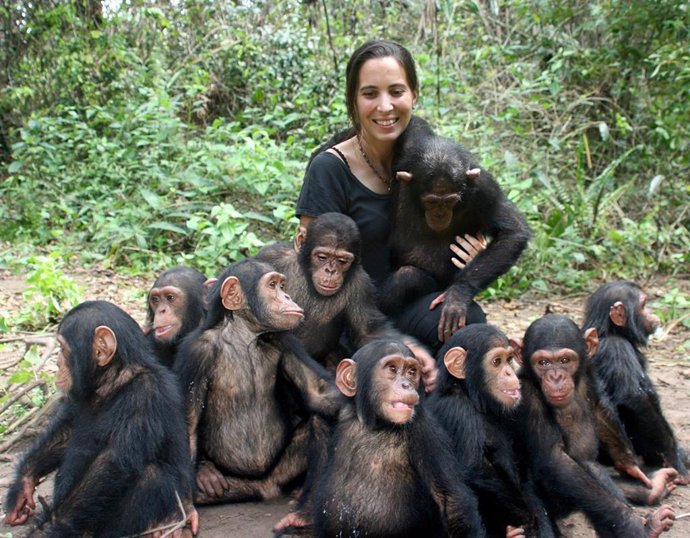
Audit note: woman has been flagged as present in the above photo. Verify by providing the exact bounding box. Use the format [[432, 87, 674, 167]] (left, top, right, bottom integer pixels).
[[295, 39, 485, 353]]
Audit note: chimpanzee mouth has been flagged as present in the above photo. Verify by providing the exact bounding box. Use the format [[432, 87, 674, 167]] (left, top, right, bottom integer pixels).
[[502, 389, 521, 401], [317, 282, 340, 296], [547, 392, 571, 404], [155, 325, 174, 336], [391, 397, 418, 410]]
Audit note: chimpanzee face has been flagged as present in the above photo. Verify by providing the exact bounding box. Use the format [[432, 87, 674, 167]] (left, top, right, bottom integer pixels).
[[256, 271, 305, 331], [310, 244, 355, 297], [55, 334, 72, 392], [420, 185, 462, 232], [529, 348, 580, 408], [484, 346, 521, 408], [148, 286, 185, 343], [635, 293, 660, 336], [371, 353, 421, 425]]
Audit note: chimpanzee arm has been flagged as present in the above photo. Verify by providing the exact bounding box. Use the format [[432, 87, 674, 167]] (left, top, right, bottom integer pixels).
[[438, 198, 530, 336], [597, 338, 687, 475], [46, 378, 191, 536], [277, 332, 341, 419], [518, 385, 646, 536], [448, 198, 530, 303], [412, 414, 486, 537], [591, 385, 650, 485], [174, 333, 214, 461], [346, 285, 439, 391], [4, 404, 73, 523], [345, 269, 405, 348]]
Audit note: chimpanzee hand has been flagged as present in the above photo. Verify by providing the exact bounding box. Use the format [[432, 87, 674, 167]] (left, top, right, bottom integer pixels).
[[615, 461, 653, 488], [450, 233, 486, 270], [506, 525, 526, 538], [646, 468, 678, 505], [403, 339, 438, 393], [643, 504, 675, 537], [196, 460, 229, 498], [437, 294, 469, 342], [4, 476, 37, 525]]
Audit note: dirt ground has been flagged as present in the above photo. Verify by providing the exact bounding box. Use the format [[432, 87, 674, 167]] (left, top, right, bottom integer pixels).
[[0, 268, 688, 537]]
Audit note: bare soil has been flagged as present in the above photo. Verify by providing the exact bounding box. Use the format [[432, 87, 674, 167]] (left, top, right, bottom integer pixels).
[[0, 268, 688, 537]]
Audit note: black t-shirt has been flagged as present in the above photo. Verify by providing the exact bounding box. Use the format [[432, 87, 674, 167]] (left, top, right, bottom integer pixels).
[[296, 151, 392, 286]]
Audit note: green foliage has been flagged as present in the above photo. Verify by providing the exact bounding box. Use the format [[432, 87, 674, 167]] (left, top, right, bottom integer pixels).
[[0, 0, 688, 295], [7, 347, 47, 386], [15, 252, 84, 330], [653, 288, 690, 329]]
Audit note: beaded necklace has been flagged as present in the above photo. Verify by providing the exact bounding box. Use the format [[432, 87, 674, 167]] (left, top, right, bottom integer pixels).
[[356, 136, 391, 191]]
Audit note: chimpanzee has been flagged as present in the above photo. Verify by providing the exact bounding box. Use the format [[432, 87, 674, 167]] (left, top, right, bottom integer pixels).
[[4, 301, 198, 537], [174, 258, 341, 505], [313, 339, 486, 537], [256, 212, 436, 383], [379, 119, 531, 344], [514, 314, 676, 537], [425, 324, 556, 537], [583, 280, 689, 483], [145, 265, 208, 368]]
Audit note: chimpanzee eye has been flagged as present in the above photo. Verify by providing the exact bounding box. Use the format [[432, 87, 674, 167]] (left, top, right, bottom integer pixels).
[[538, 359, 550, 367], [492, 357, 501, 367], [151, 297, 159, 305], [166, 294, 175, 302], [559, 357, 570, 364]]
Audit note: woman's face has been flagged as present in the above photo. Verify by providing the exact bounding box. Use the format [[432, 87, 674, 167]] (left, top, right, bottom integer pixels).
[[355, 56, 417, 144]]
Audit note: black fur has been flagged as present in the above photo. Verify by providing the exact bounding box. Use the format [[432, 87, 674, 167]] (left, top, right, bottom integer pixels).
[[145, 265, 207, 367], [174, 258, 340, 504], [515, 314, 651, 536], [379, 120, 531, 327], [5, 301, 193, 536], [313, 340, 485, 537], [426, 324, 555, 537], [584, 281, 688, 476], [257, 213, 408, 369]]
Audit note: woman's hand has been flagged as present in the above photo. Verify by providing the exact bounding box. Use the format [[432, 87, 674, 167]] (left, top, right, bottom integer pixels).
[[450, 233, 486, 270]]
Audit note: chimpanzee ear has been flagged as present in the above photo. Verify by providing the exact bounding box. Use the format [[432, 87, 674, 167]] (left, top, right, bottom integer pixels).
[[443, 347, 467, 380], [609, 301, 627, 327], [220, 276, 244, 311], [203, 278, 218, 308], [93, 326, 117, 367], [466, 168, 481, 180], [583, 328, 599, 360], [509, 337, 524, 365], [293, 226, 307, 253], [335, 358, 357, 397], [396, 171, 414, 182]]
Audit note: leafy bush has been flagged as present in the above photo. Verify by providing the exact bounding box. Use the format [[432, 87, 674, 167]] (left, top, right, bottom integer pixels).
[[0, 0, 688, 297], [15, 252, 84, 330]]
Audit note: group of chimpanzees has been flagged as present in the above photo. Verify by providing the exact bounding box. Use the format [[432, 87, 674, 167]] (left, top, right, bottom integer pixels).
[[4, 123, 687, 537]]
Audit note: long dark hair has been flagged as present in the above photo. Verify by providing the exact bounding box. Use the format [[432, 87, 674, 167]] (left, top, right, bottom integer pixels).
[[345, 39, 419, 132]]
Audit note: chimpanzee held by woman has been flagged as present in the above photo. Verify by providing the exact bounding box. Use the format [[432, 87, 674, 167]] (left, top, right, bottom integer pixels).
[[294, 39, 529, 354]]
